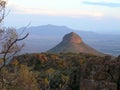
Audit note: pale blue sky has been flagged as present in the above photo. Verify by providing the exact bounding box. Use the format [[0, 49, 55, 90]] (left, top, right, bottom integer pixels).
[[4, 0, 120, 34]]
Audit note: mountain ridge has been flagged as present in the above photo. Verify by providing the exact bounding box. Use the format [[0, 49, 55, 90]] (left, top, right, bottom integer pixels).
[[18, 24, 120, 56]]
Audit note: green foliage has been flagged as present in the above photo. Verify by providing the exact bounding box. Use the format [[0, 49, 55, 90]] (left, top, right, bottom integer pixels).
[[0, 53, 119, 90]]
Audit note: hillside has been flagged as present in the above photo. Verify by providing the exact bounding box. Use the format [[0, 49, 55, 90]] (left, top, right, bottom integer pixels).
[[18, 24, 120, 56], [1, 53, 119, 90], [48, 32, 104, 56]]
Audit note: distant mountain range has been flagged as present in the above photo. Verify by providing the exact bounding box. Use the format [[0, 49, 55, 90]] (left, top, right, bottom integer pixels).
[[18, 24, 120, 56]]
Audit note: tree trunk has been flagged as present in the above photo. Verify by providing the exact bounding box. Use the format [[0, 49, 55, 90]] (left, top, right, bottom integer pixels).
[[117, 81, 120, 90]]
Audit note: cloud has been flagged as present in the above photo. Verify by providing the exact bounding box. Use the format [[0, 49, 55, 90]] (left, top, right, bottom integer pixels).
[[83, 1, 120, 7], [7, 2, 104, 19]]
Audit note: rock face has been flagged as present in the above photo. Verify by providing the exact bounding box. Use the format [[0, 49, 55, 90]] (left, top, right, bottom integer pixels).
[[63, 32, 82, 44], [47, 32, 104, 56]]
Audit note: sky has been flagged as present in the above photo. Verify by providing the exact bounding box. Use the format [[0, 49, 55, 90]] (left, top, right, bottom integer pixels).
[[3, 0, 120, 34]]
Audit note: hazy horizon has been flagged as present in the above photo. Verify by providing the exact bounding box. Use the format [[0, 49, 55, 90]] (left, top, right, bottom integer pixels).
[[3, 0, 120, 34]]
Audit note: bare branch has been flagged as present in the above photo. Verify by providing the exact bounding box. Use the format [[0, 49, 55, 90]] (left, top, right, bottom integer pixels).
[[19, 22, 31, 37], [17, 33, 29, 41], [0, 1, 6, 23], [0, 33, 29, 69]]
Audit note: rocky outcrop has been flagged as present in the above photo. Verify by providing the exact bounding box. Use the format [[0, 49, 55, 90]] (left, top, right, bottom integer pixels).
[[48, 32, 104, 56]]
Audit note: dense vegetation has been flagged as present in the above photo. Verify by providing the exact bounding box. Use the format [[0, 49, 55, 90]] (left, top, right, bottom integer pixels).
[[0, 0, 119, 90], [0, 52, 119, 90]]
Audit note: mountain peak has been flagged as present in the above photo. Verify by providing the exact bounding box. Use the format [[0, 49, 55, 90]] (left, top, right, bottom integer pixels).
[[48, 32, 104, 56], [63, 32, 82, 44]]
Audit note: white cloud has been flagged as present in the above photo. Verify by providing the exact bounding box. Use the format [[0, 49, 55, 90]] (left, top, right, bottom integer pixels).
[[7, 2, 104, 19]]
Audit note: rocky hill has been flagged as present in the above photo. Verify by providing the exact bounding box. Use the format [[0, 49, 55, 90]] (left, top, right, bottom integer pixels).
[[48, 32, 104, 56], [18, 25, 120, 56]]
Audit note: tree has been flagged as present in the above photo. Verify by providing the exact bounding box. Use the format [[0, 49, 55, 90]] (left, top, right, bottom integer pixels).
[[94, 56, 120, 90], [0, 28, 29, 69], [106, 56, 120, 90], [0, 0, 6, 23], [14, 64, 39, 90], [0, 0, 29, 89]]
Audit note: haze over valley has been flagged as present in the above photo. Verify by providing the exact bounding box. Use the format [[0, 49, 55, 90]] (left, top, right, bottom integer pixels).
[[5, 0, 120, 56], [18, 24, 120, 56]]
